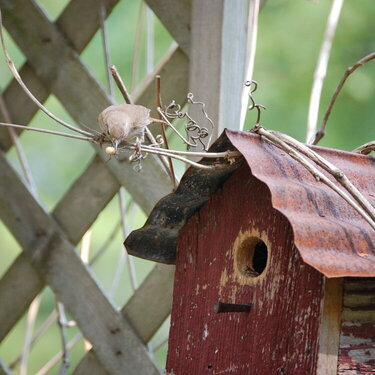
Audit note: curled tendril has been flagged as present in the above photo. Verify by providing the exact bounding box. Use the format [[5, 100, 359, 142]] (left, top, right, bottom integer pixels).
[[162, 93, 215, 151], [245, 80, 266, 125]]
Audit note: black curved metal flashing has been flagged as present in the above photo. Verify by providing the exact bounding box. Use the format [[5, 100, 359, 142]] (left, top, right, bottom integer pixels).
[[124, 132, 243, 263]]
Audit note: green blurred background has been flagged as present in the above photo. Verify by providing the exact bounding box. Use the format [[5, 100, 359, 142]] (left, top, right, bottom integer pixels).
[[0, 0, 374, 373]]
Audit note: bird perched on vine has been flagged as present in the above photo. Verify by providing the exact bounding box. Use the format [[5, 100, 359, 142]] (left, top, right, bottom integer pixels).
[[98, 103, 153, 153]]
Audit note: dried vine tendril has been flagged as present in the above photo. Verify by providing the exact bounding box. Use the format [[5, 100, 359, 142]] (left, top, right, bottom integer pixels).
[[245, 80, 266, 125], [162, 92, 214, 151]]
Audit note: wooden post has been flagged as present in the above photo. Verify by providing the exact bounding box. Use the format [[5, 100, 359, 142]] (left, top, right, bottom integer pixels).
[[189, 0, 250, 144]]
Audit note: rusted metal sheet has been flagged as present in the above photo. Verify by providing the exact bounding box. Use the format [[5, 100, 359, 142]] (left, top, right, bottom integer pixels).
[[226, 131, 375, 277], [126, 130, 375, 277], [338, 278, 375, 374], [166, 163, 325, 374]]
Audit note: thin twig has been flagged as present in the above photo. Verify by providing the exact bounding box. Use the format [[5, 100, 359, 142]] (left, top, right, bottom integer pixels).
[[353, 140, 375, 155], [110, 65, 133, 104], [146, 5, 154, 74], [20, 295, 42, 375], [140, 144, 240, 159], [312, 52, 375, 145], [157, 108, 196, 147], [122, 145, 227, 170], [55, 302, 70, 375], [0, 122, 94, 141], [0, 11, 94, 138], [156, 75, 177, 189], [271, 130, 375, 221], [306, 0, 344, 143], [151, 335, 168, 353], [119, 190, 138, 291], [99, 1, 114, 99], [240, 0, 260, 130], [0, 94, 38, 196], [80, 230, 92, 264], [89, 219, 122, 265], [131, 1, 146, 91], [36, 333, 82, 375], [252, 126, 375, 229]]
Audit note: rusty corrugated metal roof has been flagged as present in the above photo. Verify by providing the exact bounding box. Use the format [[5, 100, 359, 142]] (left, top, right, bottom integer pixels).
[[125, 130, 375, 277]]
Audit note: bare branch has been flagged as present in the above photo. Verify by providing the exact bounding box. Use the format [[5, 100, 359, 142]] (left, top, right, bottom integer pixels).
[[131, 2, 146, 91], [110, 65, 133, 105], [0, 94, 38, 196], [156, 75, 177, 189], [271, 130, 375, 222], [99, 1, 114, 99], [312, 52, 375, 145], [119, 190, 138, 291], [306, 0, 344, 143], [122, 144, 227, 170], [353, 140, 375, 155], [0, 10, 94, 138], [36, 334, 81, 375], [56, 302, 70, 375], [252, 126, 375, 230], [0, 122, 94, 141], [20, 296, 42, 375], [240, 0, 260, 129]]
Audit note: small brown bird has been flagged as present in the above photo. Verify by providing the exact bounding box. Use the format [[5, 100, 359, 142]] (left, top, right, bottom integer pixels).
[[98, 104, 153, 152]]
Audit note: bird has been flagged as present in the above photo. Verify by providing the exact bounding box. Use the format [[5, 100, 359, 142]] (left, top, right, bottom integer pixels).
[[98, 103, 153, 152]]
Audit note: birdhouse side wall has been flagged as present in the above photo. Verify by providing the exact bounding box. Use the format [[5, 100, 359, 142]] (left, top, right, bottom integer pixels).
[[338, 277, 375, 373], [166, 164, 326, 375]]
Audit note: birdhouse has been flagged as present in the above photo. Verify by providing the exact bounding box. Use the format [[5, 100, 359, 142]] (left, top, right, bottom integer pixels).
[[126, 130, 375, 375]]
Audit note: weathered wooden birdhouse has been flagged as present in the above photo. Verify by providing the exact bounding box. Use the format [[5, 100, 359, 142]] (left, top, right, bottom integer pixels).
[[126, 130, 375, 375]]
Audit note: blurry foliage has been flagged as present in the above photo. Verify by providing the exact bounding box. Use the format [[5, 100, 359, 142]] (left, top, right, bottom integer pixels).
[[0, 0, 374, 373]]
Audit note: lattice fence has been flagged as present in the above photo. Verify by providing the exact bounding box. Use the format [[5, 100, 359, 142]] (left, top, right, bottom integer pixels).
[[0, 0, 191, 373]]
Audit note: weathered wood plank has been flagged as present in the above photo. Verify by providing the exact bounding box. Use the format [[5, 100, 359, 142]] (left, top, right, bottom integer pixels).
[[123, 263, 175, 343], [317, 278, 343, 375], [1, 0, 173, 212], [53, 154, 120, 244], [0, 0, 120, 151], [189, 0, 249, 141], [0, 253, 44, 341], [0, 45, 186, 346], [0, 151, 159, 375], [73, 263, 175, 374], [144, 0, 190, 56], [338, 278, 375, 374]]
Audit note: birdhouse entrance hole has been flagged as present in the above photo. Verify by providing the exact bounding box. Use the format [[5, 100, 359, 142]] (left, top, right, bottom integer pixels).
[[235, 235, 268, 280]]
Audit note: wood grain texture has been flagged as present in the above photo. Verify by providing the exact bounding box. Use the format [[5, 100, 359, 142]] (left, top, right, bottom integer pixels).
[[145, 0, 190, 56], [0, 254, 44, 341], [167, 163, 326, 374], [338, 278, 375, 374], [317, 278, 343, 375], [0, 152, 159, 375], [73, 263, 175, 374], [189, 0, 249, 141]]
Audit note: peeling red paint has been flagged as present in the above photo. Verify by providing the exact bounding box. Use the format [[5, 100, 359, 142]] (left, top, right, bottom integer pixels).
[[166, 164, 325, 374]]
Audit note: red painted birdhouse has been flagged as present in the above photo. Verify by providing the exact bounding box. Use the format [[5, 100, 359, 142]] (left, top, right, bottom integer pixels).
[[126, 130, 375, 375]]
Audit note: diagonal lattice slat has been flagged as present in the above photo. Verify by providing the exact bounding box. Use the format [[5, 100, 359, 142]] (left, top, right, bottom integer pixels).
[[1, 0, 174, 212], [0, 0, 191, 372], [0, 151, 159, 375]]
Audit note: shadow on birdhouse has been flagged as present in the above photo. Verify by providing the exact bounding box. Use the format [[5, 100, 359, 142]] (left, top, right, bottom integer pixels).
[[126, 130, 375, 375]]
